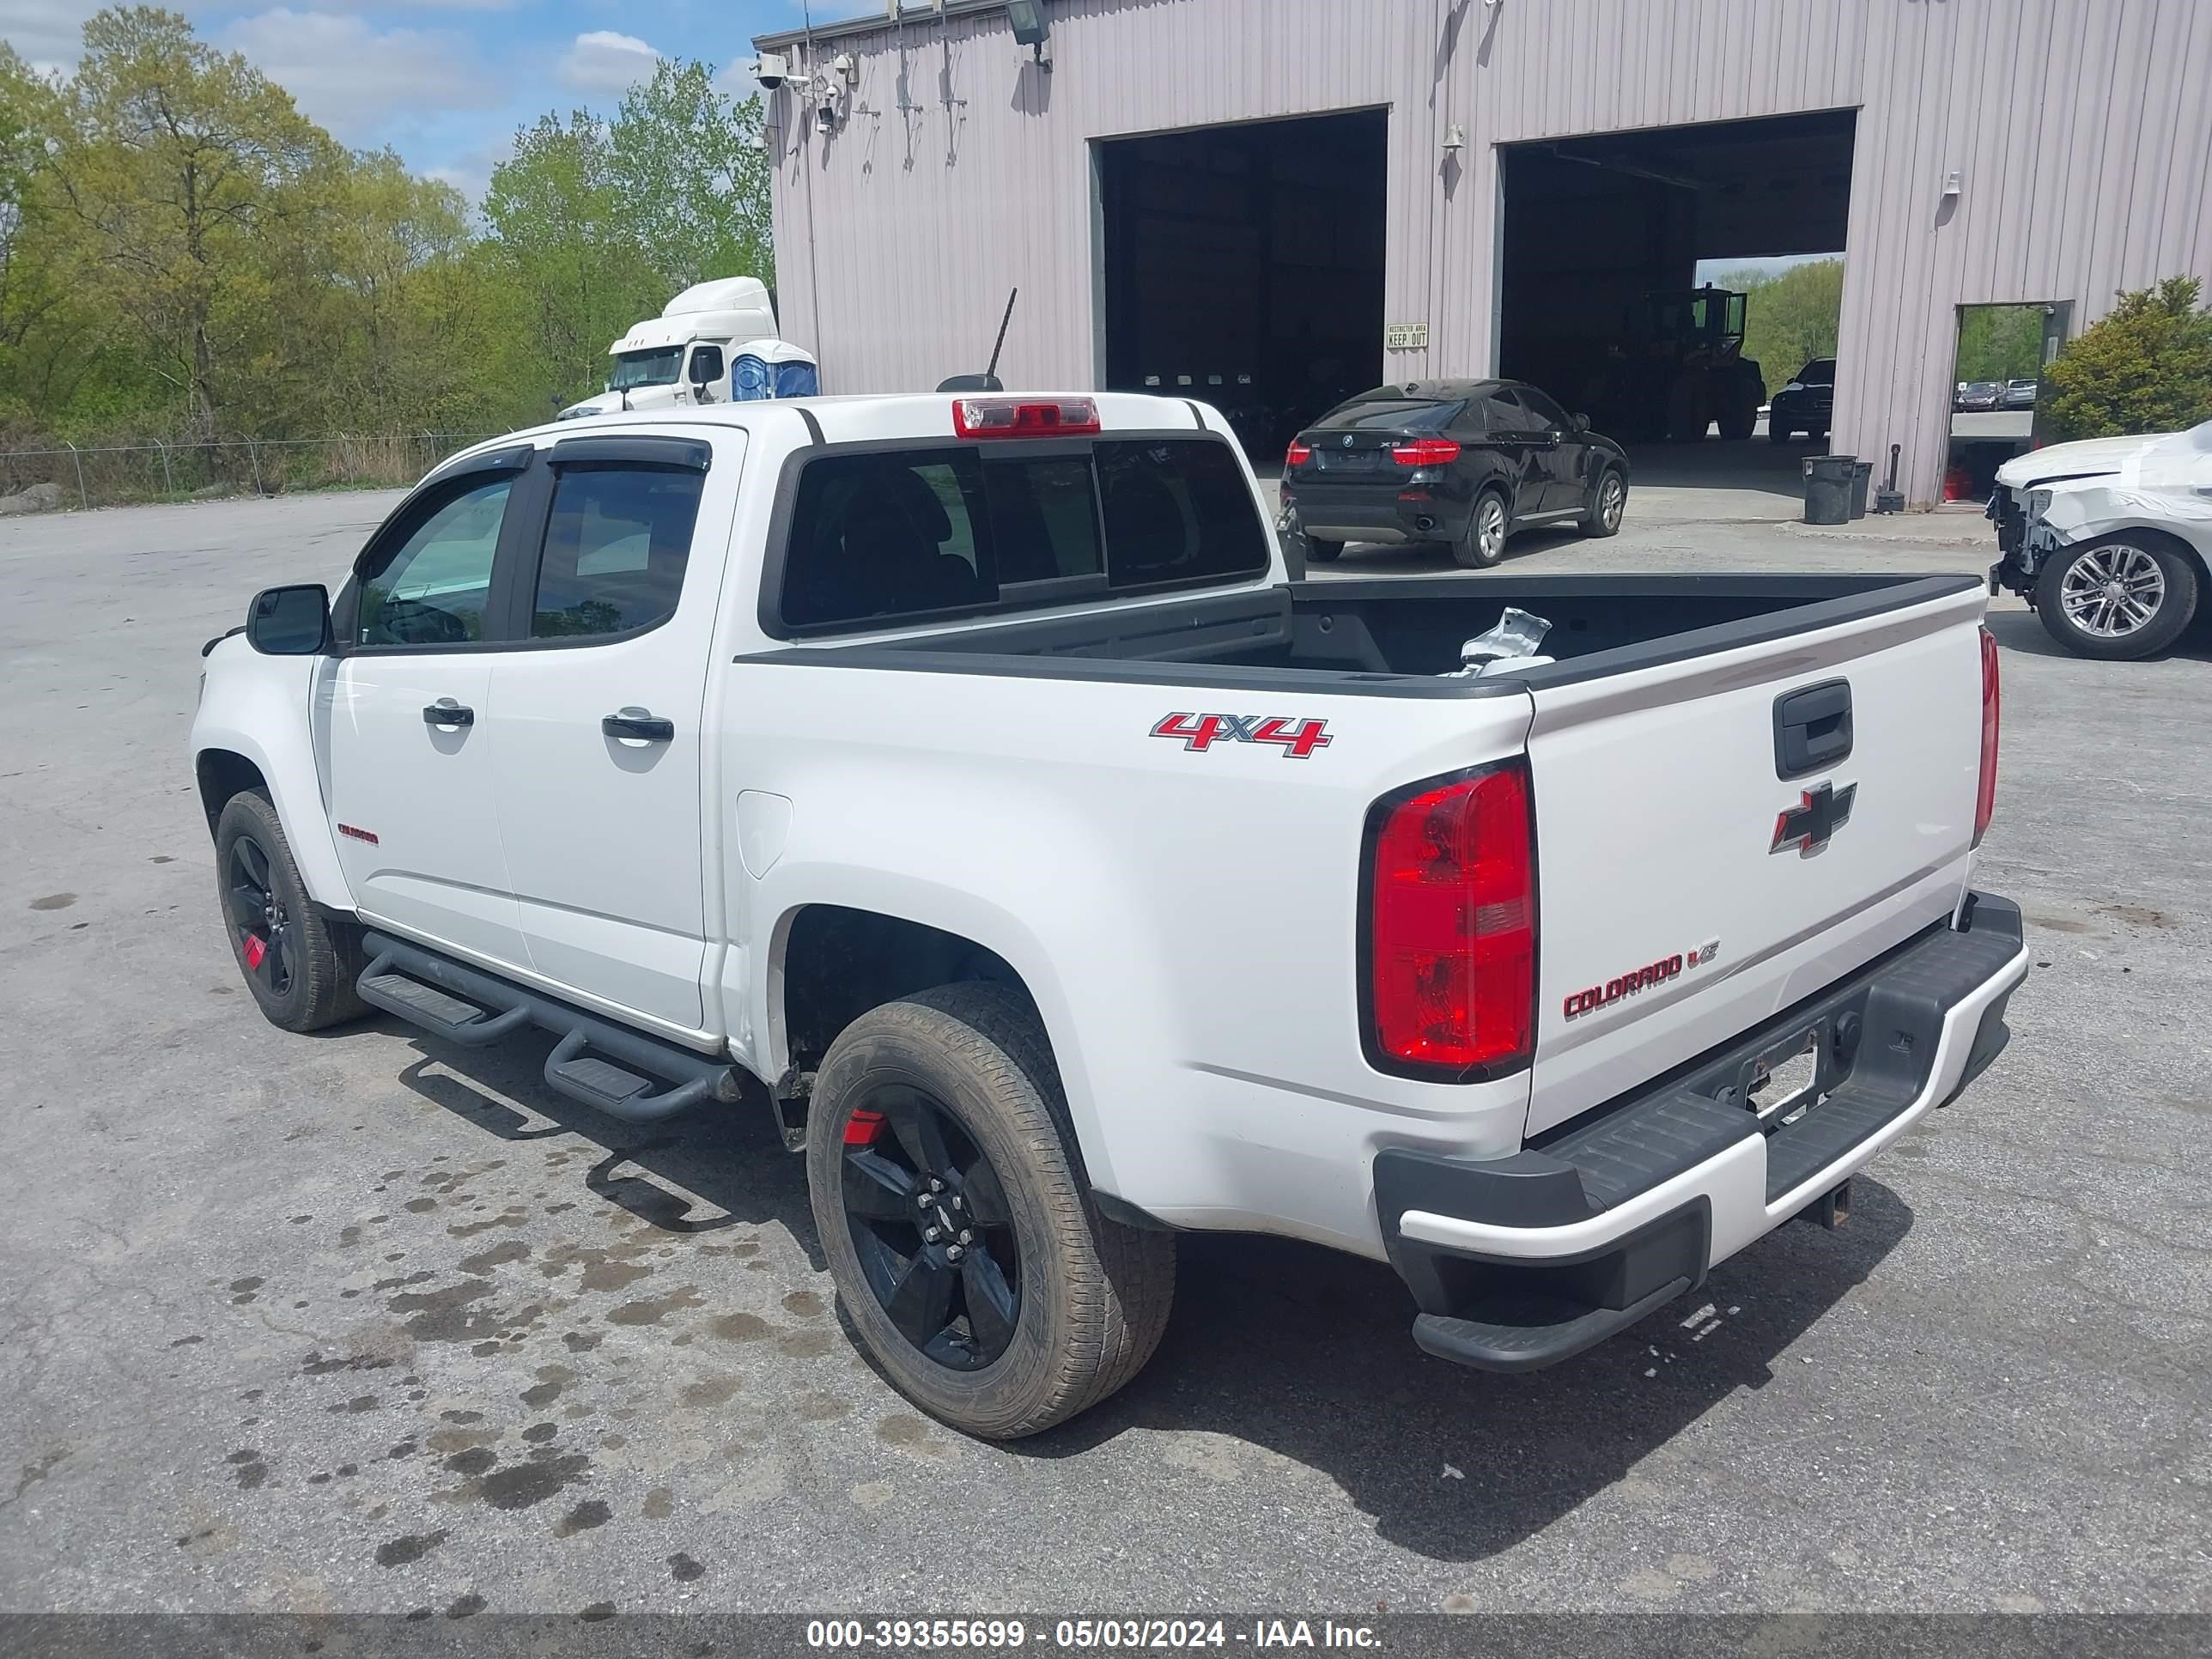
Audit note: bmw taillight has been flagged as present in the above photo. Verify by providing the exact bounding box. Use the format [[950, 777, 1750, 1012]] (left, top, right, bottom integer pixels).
[[1285, 440, 1312, 467], [1391, 437, 1462, 466], [1973, 626, 2000, 847], [1364, 763, 1536, 1077]]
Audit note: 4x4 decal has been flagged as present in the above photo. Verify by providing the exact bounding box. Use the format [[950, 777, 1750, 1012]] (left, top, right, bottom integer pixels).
[[1151, 712, 1334, 759]]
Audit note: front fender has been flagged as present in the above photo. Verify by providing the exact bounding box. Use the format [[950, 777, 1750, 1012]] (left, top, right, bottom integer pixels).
[[191, 637, 353, 912]]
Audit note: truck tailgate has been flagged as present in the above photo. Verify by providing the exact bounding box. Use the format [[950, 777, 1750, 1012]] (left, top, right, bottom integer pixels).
[[1522, 580, 1988, 1138]]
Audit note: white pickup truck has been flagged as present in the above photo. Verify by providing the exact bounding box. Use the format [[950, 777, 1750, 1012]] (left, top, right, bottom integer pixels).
[[192, 392, 2027, 1437]]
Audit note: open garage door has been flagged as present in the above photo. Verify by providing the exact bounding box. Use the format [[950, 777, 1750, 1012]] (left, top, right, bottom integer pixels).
[[1097, 110, 1385, 464], [1498, 111, 1855, 504]]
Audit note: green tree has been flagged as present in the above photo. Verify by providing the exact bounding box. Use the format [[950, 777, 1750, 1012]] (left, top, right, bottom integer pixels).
[[41, 7, 330, 436], [482, 111, 664, 410], [1716, 258, 1845, 399], [0, 21, 782, 456], [286, 149, 486, 430], [1952, 304, 2045, 383], [609, 62, 773, 292], [2039, 276, 2212, 441]]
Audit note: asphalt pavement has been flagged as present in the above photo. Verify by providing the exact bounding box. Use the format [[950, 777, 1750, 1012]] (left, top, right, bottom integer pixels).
[[1, 483, 2206, 1616]]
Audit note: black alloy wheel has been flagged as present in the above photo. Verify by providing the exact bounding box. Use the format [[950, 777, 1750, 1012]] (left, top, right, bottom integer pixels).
[[228, 833, 296, 1000], [840, 1083, 1022, 1370]]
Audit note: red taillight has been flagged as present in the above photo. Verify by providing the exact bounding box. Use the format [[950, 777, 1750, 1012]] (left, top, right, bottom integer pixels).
[[1285, 440, 1312, 467], [952, 396, 1100, 437], [1973, 626, 2000, 847], [1391, 437, 1462, 467], [1366, 763, 1536, 1075]]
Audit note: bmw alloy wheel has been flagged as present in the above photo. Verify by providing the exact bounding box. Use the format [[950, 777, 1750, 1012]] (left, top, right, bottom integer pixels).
[[1478, 495, 1506, 561], [1599, 474, 1626, 532]]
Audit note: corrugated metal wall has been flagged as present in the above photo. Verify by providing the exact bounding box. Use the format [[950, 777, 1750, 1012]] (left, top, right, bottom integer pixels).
[[763, 0, 2212, 506]]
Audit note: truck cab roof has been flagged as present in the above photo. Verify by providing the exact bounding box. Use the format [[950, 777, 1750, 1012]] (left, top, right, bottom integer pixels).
[[465, 391, 1222, 465]]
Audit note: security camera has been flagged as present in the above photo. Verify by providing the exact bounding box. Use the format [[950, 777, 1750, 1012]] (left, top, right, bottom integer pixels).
[[753, 51, 790, 90], [814, 98, 837, 135], [831, 52, 857, 82]]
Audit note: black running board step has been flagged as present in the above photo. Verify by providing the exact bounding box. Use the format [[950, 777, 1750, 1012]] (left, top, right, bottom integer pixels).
[[1411, 1275, 1692, 1374], [543, 1030, 720, 1123], [358, 964, 532, 1048], [357, 932, 730, 1124]]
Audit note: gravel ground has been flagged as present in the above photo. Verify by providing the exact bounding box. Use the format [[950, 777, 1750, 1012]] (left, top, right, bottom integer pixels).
[[1, 484, 2206, 1618]]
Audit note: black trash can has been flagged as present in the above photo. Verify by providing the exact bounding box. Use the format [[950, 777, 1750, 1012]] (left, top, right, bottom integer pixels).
[[1802, 453, 1856, 525], [1849, 459, 1872, 519]]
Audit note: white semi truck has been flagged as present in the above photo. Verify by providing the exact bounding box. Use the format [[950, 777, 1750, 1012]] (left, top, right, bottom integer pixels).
[[556, 276, 816, 421]]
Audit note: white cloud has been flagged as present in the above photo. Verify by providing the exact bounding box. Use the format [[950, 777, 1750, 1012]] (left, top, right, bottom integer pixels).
[[220, 10, 497, 143], [0, 0, 102, 68], [559, 29, 660, 94]]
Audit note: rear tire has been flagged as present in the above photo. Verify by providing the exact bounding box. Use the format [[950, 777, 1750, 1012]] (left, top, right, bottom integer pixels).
[[805, 983, 1176, 1439], [1580, 467, 1626, 538], [1453, 489, 1509, 568], [213, 790, 368, 1033], [1303, 537, 1344, 563], [2033, 532, 2198, 660], [1769, 424, 1794, 444]]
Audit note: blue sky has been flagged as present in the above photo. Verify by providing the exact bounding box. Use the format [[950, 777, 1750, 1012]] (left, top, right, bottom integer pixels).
[[3, 0, 839, 201]]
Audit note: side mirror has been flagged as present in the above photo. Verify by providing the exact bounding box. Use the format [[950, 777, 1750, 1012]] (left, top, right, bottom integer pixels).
[[1571, 412, 1592, 433], [689, 350, 722, 387], [246, 584, 331, 655]]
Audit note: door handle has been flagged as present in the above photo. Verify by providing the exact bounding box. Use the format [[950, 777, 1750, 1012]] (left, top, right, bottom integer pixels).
[[422, 701, 474, 728], [1773, 680, 1852, 777], [602, 710, 675, 743]]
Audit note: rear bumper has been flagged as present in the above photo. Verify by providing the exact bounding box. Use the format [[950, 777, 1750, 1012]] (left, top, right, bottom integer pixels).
[[1289, 489, 1468, 546], [1375, 892, 2029, 1373], [1770, 397, 1832, 428]]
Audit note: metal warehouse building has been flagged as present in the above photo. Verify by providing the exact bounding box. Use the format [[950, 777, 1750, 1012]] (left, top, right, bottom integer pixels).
[[754, 0, 2212, 507]]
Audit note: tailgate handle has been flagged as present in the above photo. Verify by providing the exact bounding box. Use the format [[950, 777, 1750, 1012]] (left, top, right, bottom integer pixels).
[[1775, 680, 1852, 777]]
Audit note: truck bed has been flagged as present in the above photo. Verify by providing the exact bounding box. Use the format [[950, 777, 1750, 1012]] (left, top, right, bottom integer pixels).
[[770, 573, 1979, 690]]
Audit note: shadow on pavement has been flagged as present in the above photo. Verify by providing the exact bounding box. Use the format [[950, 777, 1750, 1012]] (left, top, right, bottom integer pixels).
[[330, 978, 1908, 1565], [1018, 1181, 1912, 1563], [1985, 604, 2212, 664], [374, 1021, 827, 1270]]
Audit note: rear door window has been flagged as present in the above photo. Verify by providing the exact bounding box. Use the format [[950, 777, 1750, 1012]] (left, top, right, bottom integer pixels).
[[530, 464, 704, 640]]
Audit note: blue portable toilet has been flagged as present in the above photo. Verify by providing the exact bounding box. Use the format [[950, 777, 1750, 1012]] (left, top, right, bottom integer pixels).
[[732, 338, 819, 401]]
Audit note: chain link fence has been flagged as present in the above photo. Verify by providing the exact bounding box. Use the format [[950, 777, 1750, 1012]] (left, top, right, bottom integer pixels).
[[0, 433, 500, 514]]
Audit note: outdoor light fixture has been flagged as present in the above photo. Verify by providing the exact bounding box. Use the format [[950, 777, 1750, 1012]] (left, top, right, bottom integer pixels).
[[1443, 123, 1466, 151], [1007, 0, 1053, 69], [1941, 167, 1963, 199]]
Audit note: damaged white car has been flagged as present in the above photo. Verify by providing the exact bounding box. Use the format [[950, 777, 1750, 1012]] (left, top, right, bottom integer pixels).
[[1988, 418, 2212, 659]]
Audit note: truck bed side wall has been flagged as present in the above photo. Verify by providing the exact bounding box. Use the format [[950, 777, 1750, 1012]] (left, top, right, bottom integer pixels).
[[718, 659, 1536, 1261]]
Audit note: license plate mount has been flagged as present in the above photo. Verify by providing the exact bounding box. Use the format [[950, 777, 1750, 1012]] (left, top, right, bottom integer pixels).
[[1737, 1021, 1832, 1128]]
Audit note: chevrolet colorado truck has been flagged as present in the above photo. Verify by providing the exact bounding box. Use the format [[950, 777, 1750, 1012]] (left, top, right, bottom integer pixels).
[[192, 392, 2027, 1438]]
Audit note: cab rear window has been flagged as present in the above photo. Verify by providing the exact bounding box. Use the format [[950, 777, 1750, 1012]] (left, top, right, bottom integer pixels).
[[775, 436, 1267, 633]]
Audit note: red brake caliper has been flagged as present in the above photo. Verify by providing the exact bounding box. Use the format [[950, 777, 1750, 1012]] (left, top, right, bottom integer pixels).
[[242, 935, 267, 971], [843, 1109, 884, 1146]]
